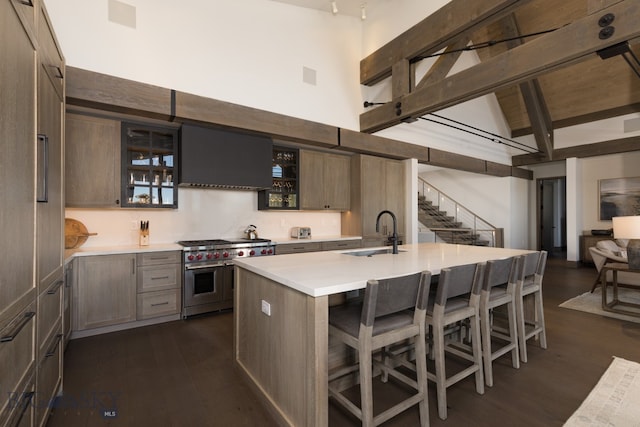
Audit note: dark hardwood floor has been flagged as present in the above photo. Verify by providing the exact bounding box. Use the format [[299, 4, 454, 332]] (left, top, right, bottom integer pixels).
[[47, 259, 640, 427]]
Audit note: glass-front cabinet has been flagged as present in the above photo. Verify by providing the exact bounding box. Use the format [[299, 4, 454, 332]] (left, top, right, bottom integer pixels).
[[258, 146, 299, 210], [121, 122, 178, 208]]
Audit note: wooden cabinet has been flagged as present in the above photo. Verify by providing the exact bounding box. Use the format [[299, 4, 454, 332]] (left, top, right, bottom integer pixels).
[[276, 239, 361, 254], [580, 234, 614, 263], [65, 113, 121, 207], [300, 150, 350, 210], [342, 154, 406, 246], [121, 122, 178, 208], [258, 146, 299, 210], [136, 251, 181, 320], [74, 254, 137, 331]]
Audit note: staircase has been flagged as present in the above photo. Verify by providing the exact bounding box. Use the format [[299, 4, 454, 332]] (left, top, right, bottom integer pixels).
[[418, 178, 503, 247]]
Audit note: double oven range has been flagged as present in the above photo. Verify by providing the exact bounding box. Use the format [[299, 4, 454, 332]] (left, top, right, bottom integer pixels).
[[178, 238, 276, 318]]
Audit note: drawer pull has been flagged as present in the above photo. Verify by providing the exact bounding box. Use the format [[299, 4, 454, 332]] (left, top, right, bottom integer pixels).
[[151, 301, 170, 307], [52, 66, 64, 79], [45, 333, 63, 357], [13, 391, 35, 426], [151, 276, 170, 280], [17, 0, 34, 6], [47, 280, 64, 295], [1, 311, 35, 343]]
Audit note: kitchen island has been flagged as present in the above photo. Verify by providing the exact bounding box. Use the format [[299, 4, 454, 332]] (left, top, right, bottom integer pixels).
[[233, 242, 531, 427]]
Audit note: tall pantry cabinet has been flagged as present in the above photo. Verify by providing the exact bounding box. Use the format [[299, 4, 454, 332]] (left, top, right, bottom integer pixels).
[[0, 1, 65, 426]]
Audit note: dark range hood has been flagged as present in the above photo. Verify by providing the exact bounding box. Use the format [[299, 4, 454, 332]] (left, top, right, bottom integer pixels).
[[179, 124, 273, 190]]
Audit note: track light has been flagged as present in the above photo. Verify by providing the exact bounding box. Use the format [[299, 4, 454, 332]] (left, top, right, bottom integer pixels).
[[331, 1, 338, 14], [361, 4, 366, 20]]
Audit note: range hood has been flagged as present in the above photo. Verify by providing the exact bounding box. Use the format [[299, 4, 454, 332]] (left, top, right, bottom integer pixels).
[[179, 124, 273, 190]]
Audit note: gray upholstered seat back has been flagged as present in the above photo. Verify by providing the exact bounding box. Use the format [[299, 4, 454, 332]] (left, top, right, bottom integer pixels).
[[435, 263, 484, 306], [361, 271, 430, 327], [483, 257, 519, 291], [521, 252, 540, 278]]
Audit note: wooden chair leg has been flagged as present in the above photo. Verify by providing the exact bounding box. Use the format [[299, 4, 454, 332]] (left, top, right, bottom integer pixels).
[[433, 319, 447, 420], [507, 301, 520, 369], [535, 291, 547, 349], [480, 306, 494, 387], [415, 325, 430, 427], [515, 293, 528, 363], [470, 314, 485, 395], [359, 343, 374, 427]]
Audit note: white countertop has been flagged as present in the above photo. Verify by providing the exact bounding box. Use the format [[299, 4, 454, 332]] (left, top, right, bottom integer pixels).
[[233, 242, 532, 297], [273, 235, 361, 245], [65, 243, 183, 262]]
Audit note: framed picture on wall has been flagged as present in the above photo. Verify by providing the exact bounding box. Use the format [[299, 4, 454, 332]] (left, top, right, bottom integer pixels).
[[599, 176, 640, 220]]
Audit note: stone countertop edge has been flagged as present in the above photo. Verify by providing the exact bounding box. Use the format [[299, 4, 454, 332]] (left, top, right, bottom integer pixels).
[[273, 235, 362, 244], [64, 243, 183, 263]]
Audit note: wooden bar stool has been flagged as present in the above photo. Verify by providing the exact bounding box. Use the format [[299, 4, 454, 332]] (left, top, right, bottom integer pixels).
[[426, 262, 485, 420], [515, 251, 548, 363], [328, 271, 431, 427], [479, 256, 521, 387]]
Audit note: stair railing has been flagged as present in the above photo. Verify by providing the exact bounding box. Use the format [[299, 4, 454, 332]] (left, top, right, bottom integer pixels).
[[418, 177, 503, 247]]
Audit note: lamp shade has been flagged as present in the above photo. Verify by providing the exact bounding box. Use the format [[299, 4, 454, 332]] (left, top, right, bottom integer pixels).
[[612, 216, 640, 239]]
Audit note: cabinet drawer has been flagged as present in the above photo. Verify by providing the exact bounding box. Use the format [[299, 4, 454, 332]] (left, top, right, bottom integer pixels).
[[35, 327, 63, 427], [276, 242, 322, 254], [37, 277, 63, 352], [137, 264, 180, 292], [0, 368, 35, 427], [137, 251, 181, 266], [0, 303, 36, 418], [321, 240, 362, 251], [137, 289, 181, 320]]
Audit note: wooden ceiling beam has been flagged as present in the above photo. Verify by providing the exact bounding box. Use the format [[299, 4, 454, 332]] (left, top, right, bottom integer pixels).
[[500, 14, 555, 160], [360, 0, 640, 134], [415, 36, 470, 90], [512, 135, 640, 165], [360, 0, 532, 86]]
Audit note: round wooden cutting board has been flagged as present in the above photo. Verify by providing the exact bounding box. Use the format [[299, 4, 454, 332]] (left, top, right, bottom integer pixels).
[[65, 218, 97, 249]]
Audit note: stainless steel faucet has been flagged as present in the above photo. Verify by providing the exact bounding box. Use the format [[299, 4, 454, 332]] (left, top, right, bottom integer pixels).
[[376, 210, 398, 254]]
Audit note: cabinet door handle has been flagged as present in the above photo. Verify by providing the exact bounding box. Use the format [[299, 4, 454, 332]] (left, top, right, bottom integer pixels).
[[37, 134, 48, 203], [47, 280, 64, 295], [151, 276, 170, 280], [17, 0, 34, 6], [151, 301, 170, 307], [132, 259, 136, 275], [52, 65, 64, 79], [45, 333, 63, 357], [1, 311, 35, 343]]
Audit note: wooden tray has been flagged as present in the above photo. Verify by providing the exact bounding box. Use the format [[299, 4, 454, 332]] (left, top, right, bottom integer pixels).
[[65, 218, 97, 249]]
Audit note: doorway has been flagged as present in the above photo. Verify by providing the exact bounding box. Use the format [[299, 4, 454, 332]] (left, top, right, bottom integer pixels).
[[538, 177, 567, 259]]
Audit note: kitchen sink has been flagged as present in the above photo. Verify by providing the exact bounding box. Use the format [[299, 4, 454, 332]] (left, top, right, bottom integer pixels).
[[342, 248, 407, 257]]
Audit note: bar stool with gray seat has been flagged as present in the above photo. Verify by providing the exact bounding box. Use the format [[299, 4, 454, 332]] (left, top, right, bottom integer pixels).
[[479, 256, 522, 387], [426, 262, 485, 420], [514, 250, 548, 363], [328, 271, 431, 427]]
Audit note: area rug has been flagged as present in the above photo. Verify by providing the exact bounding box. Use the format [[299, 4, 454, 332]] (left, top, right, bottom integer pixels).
[[564, 357, 640, 426], [559, 287, 640, 323]]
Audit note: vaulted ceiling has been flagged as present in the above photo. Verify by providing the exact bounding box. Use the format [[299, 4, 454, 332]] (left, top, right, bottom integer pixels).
[[357, 0, 640, 165]]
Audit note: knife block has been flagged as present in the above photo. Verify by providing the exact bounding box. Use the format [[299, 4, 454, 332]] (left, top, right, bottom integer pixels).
[[139, 229, 149, 246]]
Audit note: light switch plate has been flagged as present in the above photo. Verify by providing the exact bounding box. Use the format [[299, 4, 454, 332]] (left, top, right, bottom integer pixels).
[[261, 300, 271, 316]]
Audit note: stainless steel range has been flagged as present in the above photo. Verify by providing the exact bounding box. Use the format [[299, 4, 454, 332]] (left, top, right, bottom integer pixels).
[[178, 238, 276, 318]]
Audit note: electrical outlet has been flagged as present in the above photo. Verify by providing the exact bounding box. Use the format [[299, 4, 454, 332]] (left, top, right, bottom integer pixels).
[[261, 300, 271, 316]]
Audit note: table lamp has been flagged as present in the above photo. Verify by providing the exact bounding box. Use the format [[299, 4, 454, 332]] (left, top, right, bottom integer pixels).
[[612, 216, 640, 270]]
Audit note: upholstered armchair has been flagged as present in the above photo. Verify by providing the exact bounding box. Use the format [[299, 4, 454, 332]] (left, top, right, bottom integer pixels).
[[589, 240, 640, 291]]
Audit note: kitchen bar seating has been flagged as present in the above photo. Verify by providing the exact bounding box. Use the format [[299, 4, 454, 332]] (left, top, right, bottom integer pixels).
[[426, 262, 485, 420], [515, 251, 548, 363], [479, 256, 522, 387], [328, 271, 431, 427]]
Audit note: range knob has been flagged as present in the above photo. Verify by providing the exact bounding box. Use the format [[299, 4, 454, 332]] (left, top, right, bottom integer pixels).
[[206, 253, 213, 259], [249, 250, 255, 256], [238, 251, 244, 257], [187, 254, 195, 261], [214, 252, 220, 259], [267, 248, 274, 254], [196, 253, 203, 260], [223, 252, 229, 258], [261, 249, 267, 255]]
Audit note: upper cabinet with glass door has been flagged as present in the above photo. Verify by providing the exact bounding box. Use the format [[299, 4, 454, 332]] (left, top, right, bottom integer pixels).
[[121, 122, 178, 208]]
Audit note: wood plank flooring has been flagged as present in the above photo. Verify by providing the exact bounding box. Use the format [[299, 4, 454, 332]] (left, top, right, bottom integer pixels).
[[47, 259, 640, 427]]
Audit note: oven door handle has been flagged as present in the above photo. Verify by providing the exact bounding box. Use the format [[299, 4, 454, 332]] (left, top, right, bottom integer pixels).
[[185, 263, 231, 271]]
